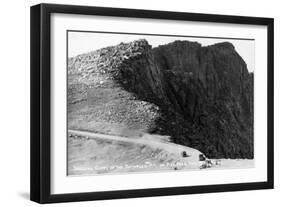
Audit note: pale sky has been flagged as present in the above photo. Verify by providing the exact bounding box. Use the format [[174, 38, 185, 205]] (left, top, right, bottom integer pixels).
[[68, 31, 255, 72]]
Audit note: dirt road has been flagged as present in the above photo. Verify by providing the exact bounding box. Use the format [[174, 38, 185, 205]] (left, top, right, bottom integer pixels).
[[69, 129, 202, 159]]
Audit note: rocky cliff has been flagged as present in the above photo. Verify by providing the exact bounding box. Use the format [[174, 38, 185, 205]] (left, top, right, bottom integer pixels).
[[68, 39, 254, 159]]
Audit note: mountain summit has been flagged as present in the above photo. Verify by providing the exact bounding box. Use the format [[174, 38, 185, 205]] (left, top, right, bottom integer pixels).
[[68, 39, 254, 159]]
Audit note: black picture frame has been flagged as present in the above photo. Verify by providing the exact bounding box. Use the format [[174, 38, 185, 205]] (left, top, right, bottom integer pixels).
[[30, 3, 274, 204]]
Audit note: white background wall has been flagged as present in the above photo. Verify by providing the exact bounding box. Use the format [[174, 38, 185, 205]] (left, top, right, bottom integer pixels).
[[0, 0, 279, 206]]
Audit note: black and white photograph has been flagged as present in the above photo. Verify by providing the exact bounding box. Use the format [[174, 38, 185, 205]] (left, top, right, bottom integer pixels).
[[67, 31, 255, 176], [28, 2, 274, 204]]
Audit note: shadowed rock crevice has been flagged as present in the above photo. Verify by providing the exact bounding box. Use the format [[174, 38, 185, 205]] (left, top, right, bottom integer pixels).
[[68, 39, 254, 159]]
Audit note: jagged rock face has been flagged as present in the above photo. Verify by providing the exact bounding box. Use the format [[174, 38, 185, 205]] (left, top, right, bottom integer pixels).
[[67, 40, 163, 135], [68, 39, 254, 159]]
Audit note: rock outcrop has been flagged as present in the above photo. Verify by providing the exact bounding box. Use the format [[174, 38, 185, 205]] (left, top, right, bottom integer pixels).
[[68, 39, 254, 159]]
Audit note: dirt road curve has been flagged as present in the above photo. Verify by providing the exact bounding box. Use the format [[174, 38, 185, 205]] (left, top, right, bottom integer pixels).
[[68, 129, 202, 162]]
